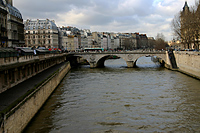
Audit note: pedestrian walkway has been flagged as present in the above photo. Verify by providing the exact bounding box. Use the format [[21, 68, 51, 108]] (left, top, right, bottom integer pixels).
[[0, 62, 69, 112]]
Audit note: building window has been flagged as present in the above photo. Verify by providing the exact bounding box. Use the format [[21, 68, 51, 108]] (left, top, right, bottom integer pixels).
[[43, 35, 45, 38], [33, 26, 35, 29], [43, 26, 45, 29], [33, 35, 35, 39], [43, 31, 45, 34], [38, 26, 40, 29], [48, 25, 50, 29], [33, 31, 35, 34], [48, 40, 51, 44]]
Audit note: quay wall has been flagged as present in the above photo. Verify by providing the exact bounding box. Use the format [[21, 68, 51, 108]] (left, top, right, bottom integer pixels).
[[164, 51, 172, 69], [0, 62, 71, 133], [0, 53, 67, 94], [174, 51, 200, 79]]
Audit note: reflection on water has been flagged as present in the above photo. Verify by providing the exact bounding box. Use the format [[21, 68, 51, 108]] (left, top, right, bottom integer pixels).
[[24, 57, 200, 133]]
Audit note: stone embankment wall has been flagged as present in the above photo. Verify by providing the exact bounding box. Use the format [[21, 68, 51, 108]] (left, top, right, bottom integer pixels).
[[174, 51, 200, 79], [0, 53, 66, 94], [0, 62, 71, 133]]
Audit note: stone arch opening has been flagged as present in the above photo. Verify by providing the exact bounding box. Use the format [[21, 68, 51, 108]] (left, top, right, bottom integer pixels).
[[96, 55, 127, 68], [134, 55, 165, 68], [66, 55, 89, 67], [96, 55, 110, 68]]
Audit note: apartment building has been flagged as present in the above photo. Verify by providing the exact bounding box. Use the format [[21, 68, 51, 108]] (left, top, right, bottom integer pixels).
[[24, 19, 58, 48]]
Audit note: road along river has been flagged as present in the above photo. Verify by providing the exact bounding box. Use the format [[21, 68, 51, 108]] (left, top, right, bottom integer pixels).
[[24, 57, 200, 133]]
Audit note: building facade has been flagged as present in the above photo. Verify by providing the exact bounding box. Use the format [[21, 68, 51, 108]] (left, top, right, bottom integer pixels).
[[0, 0, 24, 47], [148, 37, 155, 50], [6, 0, 24, 47], [92, 32, 101, 48], [24, 19, 58, 48], [118, 33, 137, 50], [138, 34, 148, 49], [0, 0, 8, 47]]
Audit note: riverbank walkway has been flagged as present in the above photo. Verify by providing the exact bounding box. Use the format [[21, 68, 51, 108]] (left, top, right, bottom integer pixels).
[[0, 62, 68, 113]]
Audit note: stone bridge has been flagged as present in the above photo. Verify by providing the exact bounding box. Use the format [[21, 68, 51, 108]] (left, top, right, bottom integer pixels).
[[70, 51, 170, 68]]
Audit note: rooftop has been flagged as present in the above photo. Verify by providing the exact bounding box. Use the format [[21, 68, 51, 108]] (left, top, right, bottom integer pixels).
[[24, 19, 58, 30], [7, 4, 22, 19]]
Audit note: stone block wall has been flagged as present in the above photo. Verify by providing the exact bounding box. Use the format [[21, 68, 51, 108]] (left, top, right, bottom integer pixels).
[[174, 51, 200, 79], [0, 62, 71, 133]]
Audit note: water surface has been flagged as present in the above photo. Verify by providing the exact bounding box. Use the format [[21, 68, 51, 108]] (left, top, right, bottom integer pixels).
[[24, 57, 200, 133]]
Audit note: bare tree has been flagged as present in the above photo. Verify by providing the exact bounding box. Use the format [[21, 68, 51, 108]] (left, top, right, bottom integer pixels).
[[123, 38, 133, 50], [171, 12, 182, 40], [171, 12, 193, 49], [154, 33, 168, 50]]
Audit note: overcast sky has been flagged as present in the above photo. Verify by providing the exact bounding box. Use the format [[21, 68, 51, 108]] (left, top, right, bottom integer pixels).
[[14, 0, 196, 41]]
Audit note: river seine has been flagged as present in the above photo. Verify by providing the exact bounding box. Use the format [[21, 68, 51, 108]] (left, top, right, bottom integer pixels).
[[24, 57, 200, 133]]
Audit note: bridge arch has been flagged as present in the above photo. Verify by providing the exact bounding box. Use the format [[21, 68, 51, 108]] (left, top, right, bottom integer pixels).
[[95, 54, 127, 68], [133, 54, 166, 67], [70, 51, 169, 68]]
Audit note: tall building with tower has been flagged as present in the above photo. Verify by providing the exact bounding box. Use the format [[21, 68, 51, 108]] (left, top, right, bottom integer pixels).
[[183, 1, 189, 13], [180, 1, 200, 50]]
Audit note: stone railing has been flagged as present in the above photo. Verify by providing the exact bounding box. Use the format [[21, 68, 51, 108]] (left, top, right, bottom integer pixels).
[[0, 53, 67, 68], [174, 51, 200, 55]]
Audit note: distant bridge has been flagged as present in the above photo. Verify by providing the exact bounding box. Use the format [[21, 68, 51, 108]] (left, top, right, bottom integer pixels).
[[69, 51, 171, 68]]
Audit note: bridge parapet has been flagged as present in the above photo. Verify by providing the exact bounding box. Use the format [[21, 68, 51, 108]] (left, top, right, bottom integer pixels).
[[74, 51, 166, 55]]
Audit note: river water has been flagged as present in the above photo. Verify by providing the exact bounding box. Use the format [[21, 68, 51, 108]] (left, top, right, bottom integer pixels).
[[24, 57, 200, 133]]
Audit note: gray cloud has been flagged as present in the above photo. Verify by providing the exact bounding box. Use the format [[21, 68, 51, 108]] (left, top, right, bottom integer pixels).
[[14, 0, 196, 40]]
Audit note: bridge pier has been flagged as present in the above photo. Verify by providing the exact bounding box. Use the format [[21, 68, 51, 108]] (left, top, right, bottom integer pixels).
[[126, 61, 136, 68], [89, 61, 97, 68]]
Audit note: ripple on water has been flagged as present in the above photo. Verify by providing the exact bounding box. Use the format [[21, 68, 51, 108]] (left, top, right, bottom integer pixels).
[[23, 58, 200, 133]]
